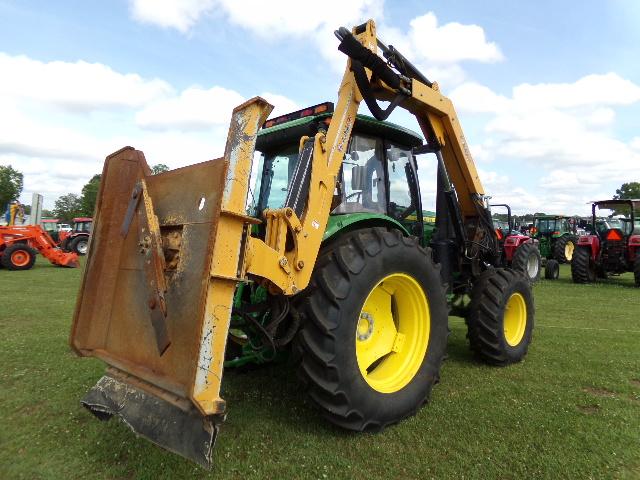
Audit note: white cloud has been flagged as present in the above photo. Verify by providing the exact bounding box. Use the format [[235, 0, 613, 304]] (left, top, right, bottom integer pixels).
[[452, 73, 640, 214], [450, 82, 510, 113], [130, 0, 216, 33], [0, 53, 171, 113], [407, 13, 503, 64], [0, 50, 300, 209], [215, 0, 383, 37], [128, 3, 501, 88], [136, 87, 299, 131], [511, 73, 640, 110]]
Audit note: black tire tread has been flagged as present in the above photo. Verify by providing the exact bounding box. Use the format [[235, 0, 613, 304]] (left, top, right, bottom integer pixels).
[[295, 227, 447, 431], [545, 259, 560, 280], [571, 247, 593, 283], [634, 256, 640, 288], [511, 242, 541, 283], [554, 235, 578, 263], [465, 268, 534, 366]]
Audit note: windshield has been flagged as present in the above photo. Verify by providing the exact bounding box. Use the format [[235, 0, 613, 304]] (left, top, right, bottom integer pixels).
[[534, 218, 558, 233], [594, 202, 634, 235]]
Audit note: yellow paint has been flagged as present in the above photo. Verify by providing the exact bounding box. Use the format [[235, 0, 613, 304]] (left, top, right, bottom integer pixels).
[[356, 273, 430, 393], [191, 97, 273, 415], [503, 292, 527, 347]]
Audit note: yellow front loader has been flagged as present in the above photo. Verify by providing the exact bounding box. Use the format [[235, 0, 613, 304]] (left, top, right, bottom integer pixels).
[[70, 20, 534, 467]]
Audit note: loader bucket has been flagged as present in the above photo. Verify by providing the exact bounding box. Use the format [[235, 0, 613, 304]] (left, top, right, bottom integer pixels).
[[70, 97, 273, 468], [51, 250, 79, 268]]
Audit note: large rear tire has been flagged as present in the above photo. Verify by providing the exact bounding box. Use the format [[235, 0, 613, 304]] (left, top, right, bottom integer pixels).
[[70, 236, 89, 255], [634, 256, 640, 288], [466, 268, 534, 365], [554, 235, 577, 263], [295, 227, 448, 431], [571, 247, 596, 283], [1, 244, 37, 270], [511, 242, 541, 283]]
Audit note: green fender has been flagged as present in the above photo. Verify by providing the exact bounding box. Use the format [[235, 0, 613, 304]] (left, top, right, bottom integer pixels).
[[323, 213, 411, 242]]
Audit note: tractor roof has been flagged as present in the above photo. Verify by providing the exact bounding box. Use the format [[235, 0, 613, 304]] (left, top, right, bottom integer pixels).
[[592, 199, 640, 205], [533, 214, 570, 219], [73, 217, 93, 222], [257, 102, 423, 151]]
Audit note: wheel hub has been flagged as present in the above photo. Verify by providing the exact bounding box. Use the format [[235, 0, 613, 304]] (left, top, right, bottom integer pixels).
[[357, 312, 374, 341], [355, 274, 431, 393], [11, 250, 29, 267], [565, 241, 574, 260], [527, 255, 539, 278], [503, 292, 527, 347]]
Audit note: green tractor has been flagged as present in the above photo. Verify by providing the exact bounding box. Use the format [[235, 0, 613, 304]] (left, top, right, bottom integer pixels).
[[531, 215, 579, 264]]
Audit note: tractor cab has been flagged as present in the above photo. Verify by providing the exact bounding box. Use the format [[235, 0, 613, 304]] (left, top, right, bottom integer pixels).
[[41, 218, 61, 243], [532, 215, 572, 238], [71, 217, 93, 234], [253, 102, 431, 244]]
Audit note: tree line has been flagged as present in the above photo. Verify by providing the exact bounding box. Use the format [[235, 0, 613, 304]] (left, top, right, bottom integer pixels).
[[2, 164, 640, 223]]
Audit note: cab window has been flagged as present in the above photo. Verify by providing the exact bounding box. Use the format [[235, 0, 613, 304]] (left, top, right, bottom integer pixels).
[[386, 144, 416, 220], [332, 135, 386, 214]]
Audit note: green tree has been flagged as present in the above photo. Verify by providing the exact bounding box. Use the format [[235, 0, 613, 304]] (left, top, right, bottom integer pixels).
[[80, 174, 101, 216], [0, 165, 24, 214], [53, 193, 83, 222], [613, 182, 640, 200], [151, 164, 170, 174]]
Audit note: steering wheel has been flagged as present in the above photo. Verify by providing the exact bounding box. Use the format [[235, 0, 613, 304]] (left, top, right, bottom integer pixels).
[[346, 191, 362, 202]]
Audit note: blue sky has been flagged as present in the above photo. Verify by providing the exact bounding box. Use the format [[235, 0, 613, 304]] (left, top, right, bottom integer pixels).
[[1, 0, 639, 214]]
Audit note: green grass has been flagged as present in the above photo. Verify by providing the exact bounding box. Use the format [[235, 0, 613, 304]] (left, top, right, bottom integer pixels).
[[1, 261, 639, 479]]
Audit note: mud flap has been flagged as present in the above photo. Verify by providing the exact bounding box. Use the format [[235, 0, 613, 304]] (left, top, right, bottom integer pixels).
[[82, 375, 220, 468]]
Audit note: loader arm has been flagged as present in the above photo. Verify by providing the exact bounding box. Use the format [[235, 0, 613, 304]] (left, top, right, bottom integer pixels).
[[246, 19, 492, 297]]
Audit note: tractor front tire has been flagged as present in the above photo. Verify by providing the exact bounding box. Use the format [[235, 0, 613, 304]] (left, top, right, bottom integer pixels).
[[545, 259, 560, 280], [70, 236, 89, 255], [296, 227, 448, 431], [634, 256, 640, 288], [554, 235, 578, 263], [571, 247, 596, 283], [466, 268, 534, 365], [511, 242, 541, 283], [1, 244, 37, 270]]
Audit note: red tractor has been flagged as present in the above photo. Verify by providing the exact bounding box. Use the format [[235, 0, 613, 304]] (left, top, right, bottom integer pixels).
[[491, 204, 543, 283], [572, 199, 640, 286], [59, 217, 92, 255], [0, 225, 79, 270]]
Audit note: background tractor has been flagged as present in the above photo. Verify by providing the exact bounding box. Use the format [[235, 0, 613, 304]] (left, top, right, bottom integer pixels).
[[70, 21, 535, 467], [491, 204, 541, 283], [0, 225, 78, 270], [532, 214, 578, 265], [572, 199, 640, 286], [59, 217, 92, 255]]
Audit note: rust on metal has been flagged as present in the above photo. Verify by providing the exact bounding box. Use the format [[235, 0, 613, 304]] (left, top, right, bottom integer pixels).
[[69, 98, 274, 468]]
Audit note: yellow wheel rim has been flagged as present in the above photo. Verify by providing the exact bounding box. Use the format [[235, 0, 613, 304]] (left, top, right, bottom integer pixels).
[[355, 273, 430, 393], [565, 241, 575, 261], [503, 292, 527, 346]]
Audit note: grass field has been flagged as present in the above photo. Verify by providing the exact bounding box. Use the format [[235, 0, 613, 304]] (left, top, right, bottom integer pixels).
[[1, 260, 639, 479]]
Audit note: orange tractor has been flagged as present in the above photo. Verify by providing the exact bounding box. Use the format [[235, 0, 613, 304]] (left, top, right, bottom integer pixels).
[[0, 225, 79, 270]]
